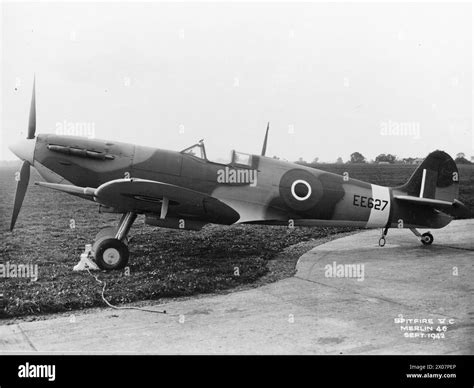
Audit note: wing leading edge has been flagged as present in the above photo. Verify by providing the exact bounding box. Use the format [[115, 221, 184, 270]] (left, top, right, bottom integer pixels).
[[36, 179, 240, 224]]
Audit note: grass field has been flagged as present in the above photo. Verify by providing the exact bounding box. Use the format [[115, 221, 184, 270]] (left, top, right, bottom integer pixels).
[[0, 162, 473, 319]]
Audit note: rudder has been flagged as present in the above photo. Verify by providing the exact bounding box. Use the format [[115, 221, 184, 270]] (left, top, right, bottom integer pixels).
[[397, 150, 459, 202]]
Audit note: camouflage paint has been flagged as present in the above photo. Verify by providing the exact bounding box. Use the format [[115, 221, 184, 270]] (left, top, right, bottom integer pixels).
[[31, 134, 458, 230]]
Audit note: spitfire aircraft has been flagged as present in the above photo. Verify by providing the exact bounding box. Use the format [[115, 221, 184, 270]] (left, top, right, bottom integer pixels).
[[9, 81, 469, 270]]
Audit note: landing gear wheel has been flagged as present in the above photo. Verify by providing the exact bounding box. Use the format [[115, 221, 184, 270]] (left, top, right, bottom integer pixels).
[[95, 227, 128, 245], [91, 213, 136, 271], [379, 237, 386, 247], [93, 238, 129, 270], [421, 232, 434, 246]]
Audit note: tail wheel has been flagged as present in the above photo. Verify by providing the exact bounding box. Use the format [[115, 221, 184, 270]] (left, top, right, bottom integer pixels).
[[379, 237, 386, 247], [421, 232, 434, 245], [93, 238, 129, 270]]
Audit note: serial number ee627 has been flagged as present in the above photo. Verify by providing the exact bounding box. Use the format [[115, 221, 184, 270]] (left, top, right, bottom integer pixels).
[[353, 195, 388, 211]]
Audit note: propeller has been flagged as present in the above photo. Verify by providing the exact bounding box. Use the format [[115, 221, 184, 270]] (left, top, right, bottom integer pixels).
[[27, 77, 36, 139], [10, 78, 36, 231], [261, 122, 269, 156], [10, 161, 30, 231]]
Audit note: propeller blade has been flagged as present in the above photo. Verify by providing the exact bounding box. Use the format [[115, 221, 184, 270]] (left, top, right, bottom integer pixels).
[[10, 161, 31, 231], [261, 122, 269, 156], [27, 77, 36, 139]]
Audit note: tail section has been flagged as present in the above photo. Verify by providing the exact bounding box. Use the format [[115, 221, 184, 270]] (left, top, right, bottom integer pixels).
[[397, 150, 459, 202], [392, 150, 470, 223]]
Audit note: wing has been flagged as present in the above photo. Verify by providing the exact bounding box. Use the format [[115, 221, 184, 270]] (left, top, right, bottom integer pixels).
[[36, 179, 240, 224]]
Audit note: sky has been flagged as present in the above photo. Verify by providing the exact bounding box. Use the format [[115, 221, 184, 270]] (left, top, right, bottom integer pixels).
[[1, 1, 472, 163]]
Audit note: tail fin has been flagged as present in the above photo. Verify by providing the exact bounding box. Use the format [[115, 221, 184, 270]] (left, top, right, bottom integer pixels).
[[397, 150, 459, 202]]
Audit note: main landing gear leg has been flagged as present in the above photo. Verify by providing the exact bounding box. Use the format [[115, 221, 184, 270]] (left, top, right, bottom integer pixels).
[[409, 228, 434, 246], [378, 226, 389, 247], [93, 212, 137, 270]]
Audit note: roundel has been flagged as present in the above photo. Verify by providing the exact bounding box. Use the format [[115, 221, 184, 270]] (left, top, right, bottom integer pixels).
[[279, 169, 323, 212]]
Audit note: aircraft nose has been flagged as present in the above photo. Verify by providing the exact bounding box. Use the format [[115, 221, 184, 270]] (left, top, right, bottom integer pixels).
[[9, 138, 36, 165]]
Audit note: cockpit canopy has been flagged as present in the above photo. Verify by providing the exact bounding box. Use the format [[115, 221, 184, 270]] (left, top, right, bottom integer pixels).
[[181, 141, 207, 160], [232, 151, 252, 167], [180, 140, 253, 167]]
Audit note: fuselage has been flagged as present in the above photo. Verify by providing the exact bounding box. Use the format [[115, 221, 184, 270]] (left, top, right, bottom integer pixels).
[[20, 134, 452, 229]]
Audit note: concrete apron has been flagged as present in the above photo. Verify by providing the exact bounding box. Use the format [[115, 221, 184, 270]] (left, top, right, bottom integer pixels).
[[1, 220, 472, 354]]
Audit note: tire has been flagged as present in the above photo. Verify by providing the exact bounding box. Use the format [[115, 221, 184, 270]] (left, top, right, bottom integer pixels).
[[379, 237, 386, 247], [421, 232, 434, 245], [95, 227, 128, 245], [93, 238, 129, 270]]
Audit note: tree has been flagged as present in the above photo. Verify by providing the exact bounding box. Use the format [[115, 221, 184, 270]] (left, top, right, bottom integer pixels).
[[312, 157, 319, 164], [455, 154, 471, 164], [297, 157, 306, 164], [350, 152, 366, 163], [336, 157, 344, 164], [375, 153, 397, 163]]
